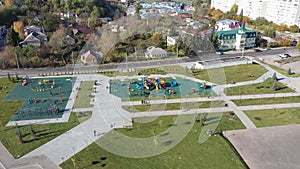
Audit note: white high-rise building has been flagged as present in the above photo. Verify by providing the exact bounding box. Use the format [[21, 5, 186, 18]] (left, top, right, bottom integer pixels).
[[211, 0, 300, 26]]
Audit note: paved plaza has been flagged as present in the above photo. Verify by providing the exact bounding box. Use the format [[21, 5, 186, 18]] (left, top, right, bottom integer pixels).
[[224, 124, 300, 169]]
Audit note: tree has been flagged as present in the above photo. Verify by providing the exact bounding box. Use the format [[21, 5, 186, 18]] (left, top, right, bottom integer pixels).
[[52, 0, 60, 11], [297, 37, 300, 51], [254, 17, 269, 26], [5, 0, 13, 6], [151, 33, 163, 47], [15, 124, 23, 144], [169, 26, 177, 36], [210, 28, 220, 52], [288, 68, 292, 75], [6, 27, 19, 46], [279, 38, 292, 47], [289, 25, 299, 33], [87, 17, 99, 29], [135, 2, 141, 15], [200, 24, 209, 31], [263, 29, 276, 38], [272, 80, 278, 91], [277, 24, 289, 33], [91, 6, 101, 18], [48, 25, 67, 53], [272, 72, 277, 81], [229, 4, 238, 15], [41, 14, 59, 32], [29, 123, 36, 137], [13, 21, 24, 38]]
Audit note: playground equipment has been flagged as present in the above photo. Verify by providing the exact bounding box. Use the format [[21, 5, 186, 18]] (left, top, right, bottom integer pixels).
[[21, 78, 28, 86], [144, 81, 150, 90], [155, 82, 159, 90], [43, 79, 50, 83], [171, 80, 178, 87], [135, 83, 143, 90], [32, 79, 56, 92], [199, 81, 208, 90]]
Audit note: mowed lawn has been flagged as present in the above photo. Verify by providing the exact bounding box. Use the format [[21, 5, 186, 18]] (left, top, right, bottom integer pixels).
[[233, 96, 300, 106], [0, 77, 90, 158], [122, 101, 225, 112], [245, 108, 300, 128], [73, 81, 94, 108], [258, 60, 300, 77], [147, 64, 267, 84], [225, 78, 294, 96], [60, 113, 247, 169], [192, 63, 267, 84]]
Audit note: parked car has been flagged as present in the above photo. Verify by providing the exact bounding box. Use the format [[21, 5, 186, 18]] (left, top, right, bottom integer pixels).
[[216, 50, 224, 55], [278, 53, 291, 59], [254, 48, 262, 52]]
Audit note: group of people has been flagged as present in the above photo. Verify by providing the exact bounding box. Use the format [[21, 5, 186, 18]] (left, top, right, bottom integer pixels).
[[141, 100, 150, 104]]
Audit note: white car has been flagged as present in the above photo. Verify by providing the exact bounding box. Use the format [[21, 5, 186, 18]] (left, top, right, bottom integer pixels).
[[278, 53, 291, 59]]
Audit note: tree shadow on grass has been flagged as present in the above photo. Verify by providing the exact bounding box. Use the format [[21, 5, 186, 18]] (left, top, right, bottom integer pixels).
[[23, 129, 67, 143]]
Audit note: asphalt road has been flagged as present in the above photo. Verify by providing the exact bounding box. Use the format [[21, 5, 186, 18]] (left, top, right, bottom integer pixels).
[[0, 47, 295, 77]]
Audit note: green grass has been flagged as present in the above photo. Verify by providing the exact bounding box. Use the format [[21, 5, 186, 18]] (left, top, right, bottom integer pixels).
[[233, 96, 300, 106], [245, 108, 300, 127], [278, 56, 300, 64], [258, 60, 300, 77], [0, 78, 23, 127], [121, 93, 215, 101], [157, 64, 267, 84], [60, 112, 247, 169], [98, 71, 116, 77], [0, 77, 91, 158], [0, 112, 91, 158], [110, 63, 266, 85], [225, 78, 295, 95], [122, 101, 225, 112], [73, 81, 94, 108]]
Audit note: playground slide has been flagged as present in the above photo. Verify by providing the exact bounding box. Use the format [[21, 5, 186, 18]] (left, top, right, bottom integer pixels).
[[155, 82, 158, 90], [22, 79, 27, 86], [144, 83, 149, 90]]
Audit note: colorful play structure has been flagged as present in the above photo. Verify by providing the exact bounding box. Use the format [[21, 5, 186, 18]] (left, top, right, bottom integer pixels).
[[134, 77, 177, 91], [199, 81, 207, 89], [32, 79, 56, 92]]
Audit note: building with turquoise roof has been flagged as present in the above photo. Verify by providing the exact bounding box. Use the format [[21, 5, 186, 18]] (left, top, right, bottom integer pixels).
[[216, 23, 256, 51]]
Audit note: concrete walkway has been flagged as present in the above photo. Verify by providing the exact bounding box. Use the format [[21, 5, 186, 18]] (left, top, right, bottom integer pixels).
[[2, 59, 300, 168], [23, 74, 132, 165], [122, 92, 300, 106]]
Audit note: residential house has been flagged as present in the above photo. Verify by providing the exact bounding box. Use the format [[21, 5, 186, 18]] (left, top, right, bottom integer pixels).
[[216, 23, 256, 51], [80, 50, 103, 64], [167, 36, 179, 46], [61, 11, 74, 19], [215, 19, 243, 31], [62, 35, 75, 47], [24, 25, 43, 36], [145, 46, 168, 58], [19, 32, 47, 47], [0, 26, 6, 50], [73, 24, 93, 35]]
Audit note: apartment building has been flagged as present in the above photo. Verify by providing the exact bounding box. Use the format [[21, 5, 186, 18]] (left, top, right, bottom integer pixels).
[[211, 0, 300, 26]]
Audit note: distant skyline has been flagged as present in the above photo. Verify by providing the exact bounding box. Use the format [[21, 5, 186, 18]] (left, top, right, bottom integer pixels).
[[211, 0, 300, 26]]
